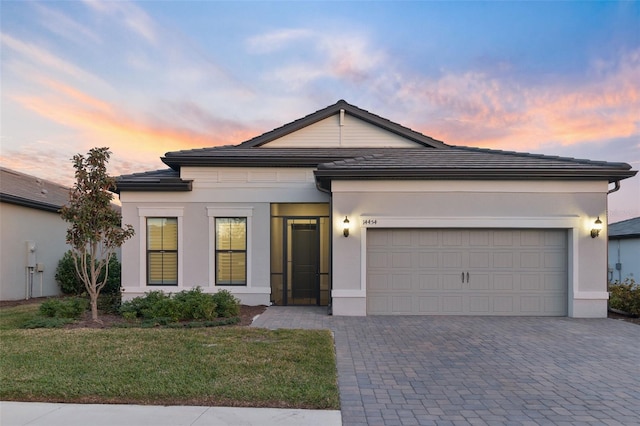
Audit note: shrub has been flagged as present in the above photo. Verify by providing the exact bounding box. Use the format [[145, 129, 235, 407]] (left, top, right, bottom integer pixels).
[[173, 287, 217, 320], [55, 251, 121, 295], [609, 279, 640, 316], [119, 288, 224, 322], [21, 317, 75, 329], [39, 297, 88, 319], [212, 289, 241, 318]]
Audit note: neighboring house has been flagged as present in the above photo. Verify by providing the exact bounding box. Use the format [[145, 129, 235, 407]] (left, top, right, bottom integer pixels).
[[116, 100, 637, 318], [608, 217, 640, 284], [0, 168, 71, 300]]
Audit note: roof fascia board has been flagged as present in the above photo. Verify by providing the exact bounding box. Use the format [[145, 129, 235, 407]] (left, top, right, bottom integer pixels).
[[0, 194, 61, 213], [115, 180, 193, 193], [314, 168, 637, 183]]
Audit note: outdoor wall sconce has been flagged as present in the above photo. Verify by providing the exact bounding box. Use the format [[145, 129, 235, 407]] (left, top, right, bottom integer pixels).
[[591, 216, 603, 238], [343, 216, 350, 237]]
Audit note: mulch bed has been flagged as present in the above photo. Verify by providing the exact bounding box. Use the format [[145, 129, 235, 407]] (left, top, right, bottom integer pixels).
[[3, 297, 638, 326], [0, 297, 267, 328]]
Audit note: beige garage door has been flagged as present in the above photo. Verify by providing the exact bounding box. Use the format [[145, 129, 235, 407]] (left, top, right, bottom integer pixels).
[[367, 229, 567, 316]]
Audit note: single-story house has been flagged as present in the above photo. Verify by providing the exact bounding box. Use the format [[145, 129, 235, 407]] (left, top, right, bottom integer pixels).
[[0, 167, 71, 300], [116, 100, 637, 318], [608, 217, 640, 284]]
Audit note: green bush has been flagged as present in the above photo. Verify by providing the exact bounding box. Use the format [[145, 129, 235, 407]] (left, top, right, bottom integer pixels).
[[21, 317, 75, 329], [212, 289, 241, 318], [173, 287, 217, 320], [609, 279, 640, 316], [55, 251, 121, 295], [119, 288, 227, 322], [39, 297, 88, 319]]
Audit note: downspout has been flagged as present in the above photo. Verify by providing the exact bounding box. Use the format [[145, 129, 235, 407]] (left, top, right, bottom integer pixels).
[[606, 180, 621, 290], [608, 180, 621, 194], [315, 178, 333, 314]]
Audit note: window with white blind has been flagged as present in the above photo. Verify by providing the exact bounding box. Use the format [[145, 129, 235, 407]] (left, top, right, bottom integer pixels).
[[147, 217, 178, 285], [215, 217, 247, 286]]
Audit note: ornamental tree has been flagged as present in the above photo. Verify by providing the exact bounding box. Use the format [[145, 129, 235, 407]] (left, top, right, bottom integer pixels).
[[61, 147, 134, 322]]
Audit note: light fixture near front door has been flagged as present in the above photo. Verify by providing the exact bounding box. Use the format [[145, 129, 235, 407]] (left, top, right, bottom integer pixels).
[[591, 216, 603, 238], [343, 216, 350, 237]]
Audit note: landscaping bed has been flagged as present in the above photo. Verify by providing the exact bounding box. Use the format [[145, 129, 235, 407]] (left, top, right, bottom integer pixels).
[[0, 302, 339, 409]]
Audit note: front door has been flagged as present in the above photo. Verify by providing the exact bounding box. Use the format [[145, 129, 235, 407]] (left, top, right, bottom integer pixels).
[[288, 219, 320, 305]]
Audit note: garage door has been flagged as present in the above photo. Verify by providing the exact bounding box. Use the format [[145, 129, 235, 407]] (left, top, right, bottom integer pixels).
[[367, 229, 567, 316]]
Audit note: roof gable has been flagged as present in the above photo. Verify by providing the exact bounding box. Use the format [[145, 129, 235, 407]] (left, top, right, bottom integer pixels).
[[235, 99, 448, 149]]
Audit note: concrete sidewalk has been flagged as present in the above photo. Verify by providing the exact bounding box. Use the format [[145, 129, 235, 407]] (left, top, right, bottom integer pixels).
[[0, 401, 342, 426]]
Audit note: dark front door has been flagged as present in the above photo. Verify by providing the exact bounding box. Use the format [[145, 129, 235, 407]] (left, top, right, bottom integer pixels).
[[289, 221, 319, 305]]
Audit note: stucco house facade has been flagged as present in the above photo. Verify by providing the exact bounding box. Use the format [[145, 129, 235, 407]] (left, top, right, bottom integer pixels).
[[608, 217, 640, 284], [0, 168, 71, 300], [116, 100, 636, 318]]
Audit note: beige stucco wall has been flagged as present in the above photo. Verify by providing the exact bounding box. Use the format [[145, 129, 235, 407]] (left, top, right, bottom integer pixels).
[[330, 180, 610, 318], [0, 202, 69, 300], [119, 167, 330, 304]]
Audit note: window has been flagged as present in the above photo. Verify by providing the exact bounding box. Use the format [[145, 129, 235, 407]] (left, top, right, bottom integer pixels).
[[216, 217, 247, 285], [147, 217, 178, 285]]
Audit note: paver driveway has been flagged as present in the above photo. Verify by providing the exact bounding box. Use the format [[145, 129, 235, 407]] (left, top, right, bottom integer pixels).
[[252, 307, 640, 426]]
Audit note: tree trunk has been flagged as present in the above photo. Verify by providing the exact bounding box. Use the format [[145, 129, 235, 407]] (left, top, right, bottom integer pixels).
[[90, 293, 99, 322]]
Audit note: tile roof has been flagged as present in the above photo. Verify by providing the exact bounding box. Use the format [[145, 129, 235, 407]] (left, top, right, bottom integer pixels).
[[608, 217, 640, 239], [116, 100, 637, 191], [0, 167, 70, 212], [115, 168, 192, 192]]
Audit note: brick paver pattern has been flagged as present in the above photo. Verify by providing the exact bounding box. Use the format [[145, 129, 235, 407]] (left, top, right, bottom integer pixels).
[[252, 307, 640, 426]]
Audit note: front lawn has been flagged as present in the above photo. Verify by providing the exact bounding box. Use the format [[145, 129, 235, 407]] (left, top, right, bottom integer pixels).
[[0, 303, 339, 409]]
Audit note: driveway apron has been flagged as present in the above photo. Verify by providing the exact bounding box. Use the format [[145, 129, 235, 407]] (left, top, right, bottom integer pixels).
[[252, 307, 640, 426]]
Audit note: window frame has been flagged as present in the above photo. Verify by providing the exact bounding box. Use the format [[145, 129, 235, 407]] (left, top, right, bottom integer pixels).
[[207, 207, 253, 288], [146, 217, 178, 286], [215, 217, 247, 286], [138, 207, 184, 288]]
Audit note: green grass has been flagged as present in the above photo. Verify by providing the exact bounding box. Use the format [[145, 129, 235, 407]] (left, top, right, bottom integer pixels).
[[0, 304, 340, 409]]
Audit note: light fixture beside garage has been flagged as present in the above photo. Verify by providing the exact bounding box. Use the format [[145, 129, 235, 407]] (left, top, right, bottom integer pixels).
[[591, 217, 603, 238], [343, 216, 350, 237]]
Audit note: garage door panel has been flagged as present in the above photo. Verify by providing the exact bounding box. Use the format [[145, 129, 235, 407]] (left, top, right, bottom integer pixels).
[[493, 231, 513, 246], [469, 251, 490, 268], [545, 274, 565, 291], [468, 273, 489, 290], [391, 274, 412, 290], [442, 273, 463, 290], [494, 274, 515, 290], [392, 296, 413, 313], [418, 274, 440, 290], [442, 296, 464, 313], [418, 296, 440, 313], [544, 253, 565, 268], [392, 252, 412, 268], [367, 229, 567, 316], [368, 273, 389, 291], [419, 252, 439, 268], [520, 252, 541, 268], [469, 296, 490, 313], [493, 252, 514, 268], [493, 296, 515, 313], [443, 231, 463, 246], [442, 252, 463, 268], [392, 230, 412, 246], [521, 274, 542, 291]]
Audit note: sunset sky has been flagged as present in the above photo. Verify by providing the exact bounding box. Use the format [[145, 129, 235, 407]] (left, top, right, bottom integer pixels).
[[1, 1, 638, 222]]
